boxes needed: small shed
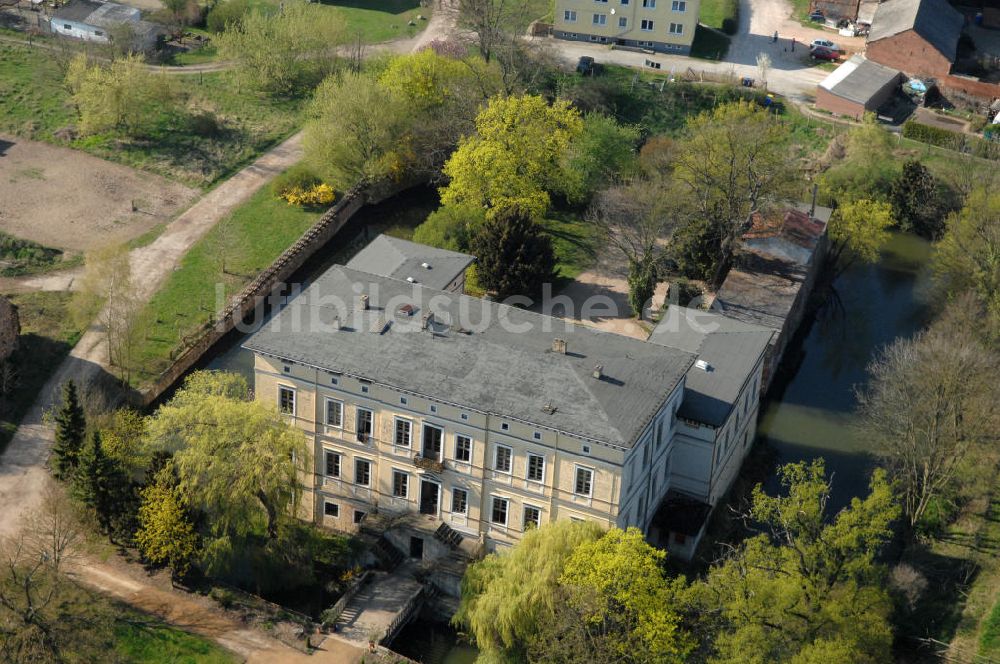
[816,54,903,119]
[50,0,162,51]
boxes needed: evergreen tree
[626,257,657,319]
[51,381,86,481]
[72,431,116,535]
[469,205,556,301]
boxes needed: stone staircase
[373,535,405,570]
[433,522,463,551]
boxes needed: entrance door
[409,536,424,559]
[419,480,440,516]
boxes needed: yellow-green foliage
[378,48,475,110]
[279,183,335,207]
[440,94,584,218]
[828,198,893,264]
[136,466,199,578]
[66,53,178,137]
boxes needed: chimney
[422,313,434,330]
[810,183,818,218]
[552,338,567,354]
[592,364,603,380]
[359,294,369,311]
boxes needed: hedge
[902,120,1000,160]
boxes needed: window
[621,0,629,5]
[354,510,366,524]
[582,444,591,454]
[533,431,541,441]
[400,396,408,406]
[355,458,371,486]
[94,29,103,36]
[641,18,654,30]
[394,418,412,448]
[593,13,607,24]
[494,445,512,473]
[642,0,655,7]
[324,450,341,477]
[356,408,373,441]
[501,422,510,431]
[452,488,468,514]
[491,497,509,525]
[455,435,472,463]
[63,23,72,29]
[430,404,438,413]
[527,454,545,483]
[324,501,339,517]
[523,505,541,529]
[422,424,444,460]
[669,22,683,34]
[461,413,469,421]
[278,386,295,415]
[619,16,627,27]
[392,470,409,498]
[330,376,339,386]
[671,0,686,9]
[283,365,290,373]
[361,384,369,394]
[575,467,594,496]
[563,9,577,20]
[325,399,343,427]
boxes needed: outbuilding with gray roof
[816,55,903,120]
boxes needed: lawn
[131,183,323,385]
[697,0,738,32]
[0,43,302,188]
[317,0,432,43]
[689,25,731,60]
[0,291,86,452]
[115,619,237,663]
[541,212,598,281]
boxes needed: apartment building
[244,265,694,561]
[553,0,700,54]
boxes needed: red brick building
[816,55,903,119]
[865,0,963,78]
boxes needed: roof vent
[406,276,416,283]
[421,262,431,269]
[422,313,434,330]
[592,364,603,380]
[552,338,567,354]
[398,304,415,317]
[542,402,557,415]
[358,294,369,311]
[695,359,712,372]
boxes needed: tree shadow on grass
[316,0,422,14]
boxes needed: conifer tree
[51,380,86,480]
[73,431,116,534]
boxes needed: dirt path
[0,130,304,540]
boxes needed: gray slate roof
[819,55,902,105]
[86,1,140,27]
[346,235,475,292]
[868,0,963,62]
[52,0,103,22]
[649,306,773,427]
[244,265,694,448]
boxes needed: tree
[547,528,693,663]
[454,519,604,662]
[694,460,898,663]
[825,198,893,278]
[933,187,1000,340]
[672,101,792,287]
[162,0,195,29]
[100,408,149,480]
[440,95,583,218]
[66,54,178,138]
[205,0,250,33]
[563,113,641,204]
[71,431,119,536]
[857,307,999,531]
[215,3,344,95]
[588,179,683,317]
[889,160,954,240]
[50,381,86,481]
[136,464,199,580]
[817,114,897,205]
[468,205,556,300]
[143,371,307,544]
[304,71,409,188]
[413,204,486,252]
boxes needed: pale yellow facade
[253,353,682,552]
[553,0,700,53]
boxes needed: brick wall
[939,73,1000,99]
[866,30,953,78]
[815,87,866,119]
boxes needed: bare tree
[857,297,1000,531]
[756,52,771,90]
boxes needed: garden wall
[140,176,424,407]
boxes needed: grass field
[690,25,731,60]
[697,0,738,32]
[318,0,431,43]
[115,620,237,663]
[131,184,322,384]
[541,213,598,281]
[0,43,301,188]
[0,292,86,452]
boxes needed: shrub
[271,164,321,197]
[280,183,335,208]
[205,0,250,33]
[902,120,1000,160]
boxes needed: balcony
[413,455,445,473]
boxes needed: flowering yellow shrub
[279,183,335,207]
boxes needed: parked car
[809,9,825,21]
[810,45,839,61]
[810,39,840,51]
[576,56,595,75]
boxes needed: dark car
[576,56,595,75]
[809,9,825,21]
[810,45,839,61]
